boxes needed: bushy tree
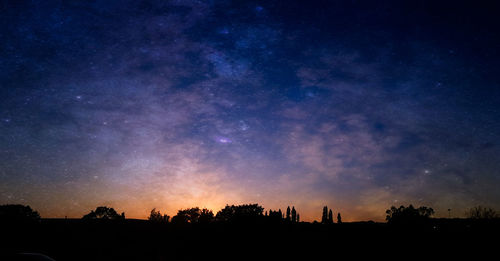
[0,204,40,223]
[199,208,215,223]
[83,206,124,220]
[215,204,264,222]
[171,207,214,224]
[385,205,434,225]
[467,206,498,219]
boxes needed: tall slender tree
[328,209,333,224]
[321,206,328,224]
[291,206,297,222]
[337,213,342,224]
[286,206,291,222]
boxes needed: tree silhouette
[215,204,264,222]
[321,206,328,224]
[467,206,498,219]
[291,206,297,222]
[337,213,342,224]
[149,208,170,223]
[328,209,333,224]
[199,208,215,223]
[286,206,291,222]
[0,204,40,223]
[82,206,124,220]
[171,207,213,224]
[268,209,282,222]
[385,205,434,225]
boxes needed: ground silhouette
[1,203,499,260]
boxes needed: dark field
[2,218,498,260]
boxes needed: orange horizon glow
[14,197,469,222]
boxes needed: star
[217,137,232,144]
[239,120,249,131]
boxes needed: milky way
[1,1,500,221]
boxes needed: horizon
[2,202,493,222]
[1,1,500,223]
[0,201,483,222]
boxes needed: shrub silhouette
[0,204,40,223]
[385,205,434,225]
[82,206,124,220]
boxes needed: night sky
[1,0,500,221]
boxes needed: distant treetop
[149,208,170,223]
[215,204,264,222]
[385,205,434,225]
[82,206,124,220]
[171,207,214,224]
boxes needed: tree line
[1,203,499,224]
[149,204,303,224]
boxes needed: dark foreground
[2,218,499,260]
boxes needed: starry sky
[1,0,500,221]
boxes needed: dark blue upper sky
[1,0,499,221]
